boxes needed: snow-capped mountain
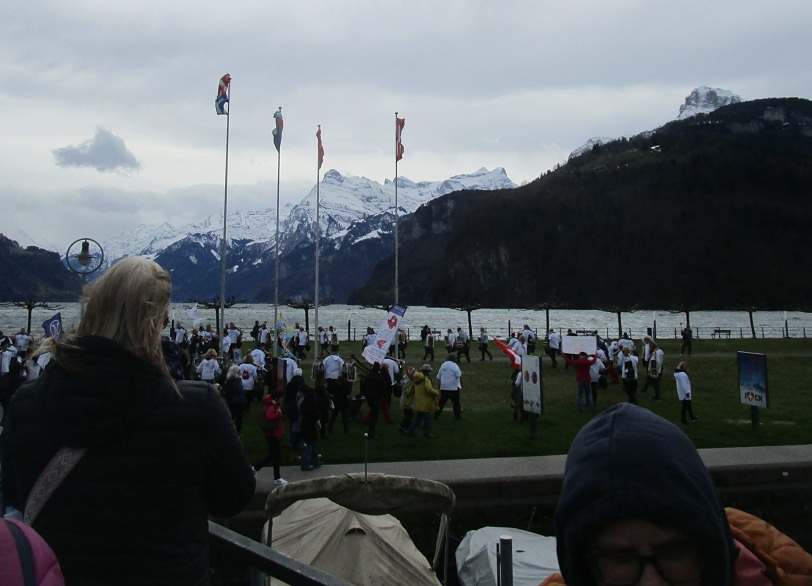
[101,167,516,302]
[102,167,515,265]
[569,86,743,161]
[678,86,742,120]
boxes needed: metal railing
[208,521,352,586]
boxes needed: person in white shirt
[589,354,606,407]
[318,327,329,355]
[238,354,260,402]
[423,330,435,362]
[174,324,187,346]
[295,327,309,360]
[250,346,267,370]
[642,342,665,400]
[675,361,698,424]
[195,348,222,383]
[445,329,456,354]
[546,329,561,367]
[455,327,471,363]
[478,327,493,361]
[435,354,463,420]
[227,323,242,361]
[221,330,232,360]
[619,346,638,404]
[522,325,536,354]
[323,346,349,433]
[15,328,31,359]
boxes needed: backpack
[0,518,65,585]
[260,404,280,433]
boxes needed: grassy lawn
[241,338,812,466]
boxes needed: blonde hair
[44,257,175,388]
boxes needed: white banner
[362,304,408,365]
[561,334,597,356]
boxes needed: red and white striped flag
[395,116,405,161]
[317,126,324,169]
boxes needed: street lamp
[66,238,104,283]
[66,238,104,317]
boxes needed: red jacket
[261,395,284,439]
[562,354,597,383]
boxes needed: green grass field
[241,338,812,466]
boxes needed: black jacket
[2,336,256,585]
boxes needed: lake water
[2,304,809,340]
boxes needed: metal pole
[394,112,399,307]
[273,108,282,361]
[315,126,321,357]
[499,535,513,586]
[220,83,231,362]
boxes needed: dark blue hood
[555,403,735,585]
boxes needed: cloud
[53,127,141,173]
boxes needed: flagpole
[394,112,399,307]
[314,125,322,357]
[220,82,231,362]
[273,107,282,362]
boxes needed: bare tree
[598,304,639,339]
[284,297,334,333]
[447,303,483,340]
[0,299,62,334]
[192,296,248,335]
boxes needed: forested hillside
[351,98,812,310]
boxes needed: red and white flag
[317,126,324,170]
[395,116,405,161]
[493,337,522,370]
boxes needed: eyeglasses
[589,543,704,585]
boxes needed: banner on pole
[521,354,543,415]
[362,304,407,365]
[738,351,769,408]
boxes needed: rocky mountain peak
[678,86,742,120]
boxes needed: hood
[37,336,173,449]
[555,403,734,586]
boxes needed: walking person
[546,329,561,367]
[196,348,221,384]
[681,325,693,356]
[298,385,322,471]
[423,328,435,362]
[562,351,598,413]
[456,327,471,363]
[402,364,439,438]
[258,390,287,485]
[619,346,639,404]
[478,327,493,361]
[435,354,463,420]
[641,341,665,400]
[675,361,698,424]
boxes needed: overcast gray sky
[3,0,811,252]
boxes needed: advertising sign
[521,354,543,415]
[737,351,769,408]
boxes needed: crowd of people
[1,280,809,583]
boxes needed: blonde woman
[196,347,222,383]
[2,257,255,584]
